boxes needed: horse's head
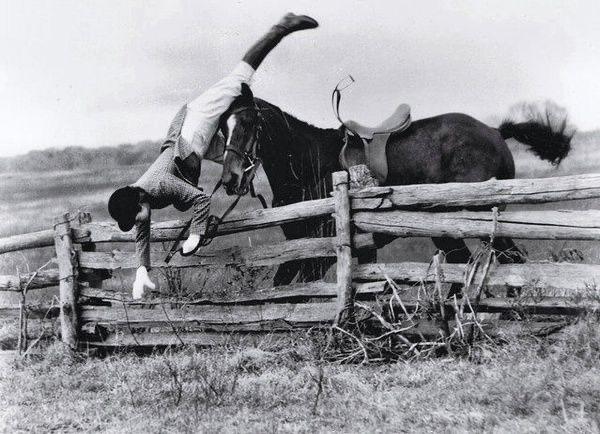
[220,83,261,196]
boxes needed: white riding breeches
[180,61,255,158]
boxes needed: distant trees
[0,140,162,173]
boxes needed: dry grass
[1,316,600,433]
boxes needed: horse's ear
[240,83,253,101]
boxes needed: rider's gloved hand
[181,234,201,255]
[132,266,155,299]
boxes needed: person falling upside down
[108,13,319,299]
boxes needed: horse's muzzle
[223,172,240,195]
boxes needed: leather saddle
[338,103,412,184]
[332,77,411,184]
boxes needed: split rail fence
[2,171,600,349]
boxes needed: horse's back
[385,113,515,186]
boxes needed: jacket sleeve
[135,209,151,270]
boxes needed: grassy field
[1,319,600,433]
[1,133,600,432]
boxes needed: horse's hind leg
[431,237,472,298]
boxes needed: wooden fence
[2,171,600,349]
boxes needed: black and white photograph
[1,1,599,432]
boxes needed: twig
[17,267,24,355]
[385,276,417,322]
[163,355,183,406]
[366,327,417,342]
[452,295,465,340]
[117,274,141,347]
[355,302,394,330]
[310,365,324,415]
[467,246,496,345]
[332,325,369,364]
[159,301,186,346]
[22,296,59,357]
[16,259,54,355]
[433,253,446,320]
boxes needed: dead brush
[324,246,508,363]
[325,235,592,364]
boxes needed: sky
[1,0,599,157]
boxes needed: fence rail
[1,170,600,350]
[351,172,600,209]
[353,262,600,291]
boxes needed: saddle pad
[339,132,390,184]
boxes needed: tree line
[0,141,162,173]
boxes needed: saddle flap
[339,133,390,184]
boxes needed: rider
[108,13,319,299]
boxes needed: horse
[218,83,573,289]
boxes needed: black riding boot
[242,13,319,70]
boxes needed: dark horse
[219,84,572,288]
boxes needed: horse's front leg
[273,260,303,286]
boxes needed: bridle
[164,103,267,264]
[223,104,263,188]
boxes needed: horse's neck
[258,103,343,203]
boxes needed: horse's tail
[498,103,574,166]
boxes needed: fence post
[74,211,107,289]
[53,213,79,349]
[332,171,354,326]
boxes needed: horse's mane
[252,98,343,202]
[254,98,342,155]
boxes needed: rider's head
[108,186,143,232]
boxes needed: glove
[132,266,155,299]
[181,234,201,255]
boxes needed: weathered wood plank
[353,262,600,291]
[333,171,354,325]
[0,303,60,320]
[85,319,568,347]
[78,233,375,270]
[376,295,600,316]
[80,237,335,270]
[0,229,55,254]
[54,213,79,348]
[351,173,600,210]
[0,212,91,254]
[85,331,297,347]
[457,296,600,315]
[353,209,600,240]
[81,301,338,326]
[75,197,335,244]
[80,281,385,305]
[0,269,59,292]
